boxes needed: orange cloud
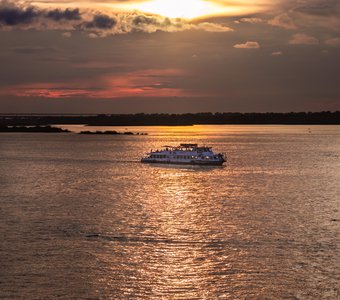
[268,13,297,30]
[233,41,260,49]
[0,69,201,99]
[289,33,319,45]
[271,51,283,56]
[325,37,340,47]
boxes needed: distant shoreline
[0,112,339,126]
[0,125,147,135]
[0,125,70,133]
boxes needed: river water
[0,125,339,299]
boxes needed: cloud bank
[289,33,319,45]
[0,0,233,35]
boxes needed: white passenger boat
[141,144,226,166]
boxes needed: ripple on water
[0,126,339,299]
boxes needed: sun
[131,0,224,19]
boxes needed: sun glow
[132,0,225,19]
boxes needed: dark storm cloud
[46,8,81,21]
[0,1,83,27]
[131,15,183,32]
[83,14,117,29]
[133,14,162,26]
[0,5,38,25]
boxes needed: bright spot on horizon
[129,0,229,19]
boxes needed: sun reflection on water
[120,165,248,298]
[3,126,338,298]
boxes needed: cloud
[325,37,340,47]
[82,14,117,29]
[87,32,100,38]
[293,0,340,16]
[268,13,297,30]
[61,31,72,37]
[46,8,81,21]
[233,41,260,49]
[0,1,234,35]
[195,22,233,32]
[0,1,81,29]
[289,33,319,45]
[235,17,263,24]
[0,69,198,99]
[0,4,39,25]
[268,0,340,31]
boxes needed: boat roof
[162,144,198,149]
[161,144,212,150]
[180,143,198,147]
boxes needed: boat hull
[141,159,225,166]
[141,144,226,166]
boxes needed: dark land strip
[1,112,339,126]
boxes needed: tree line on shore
[0,125,70,133]
[0,111,339,126]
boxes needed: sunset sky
[0,0,339,113]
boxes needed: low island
[79,130,147,135]
[0,125,70,133]
[0,125,148,136]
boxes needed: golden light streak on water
[0,125,339,299]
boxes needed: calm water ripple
[0,125,339,299]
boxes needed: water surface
[0,125,339,299]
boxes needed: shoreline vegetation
[0,112,339,126]
[0,125,147,135]
[0,125,70,133]
[79,130,147,135]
